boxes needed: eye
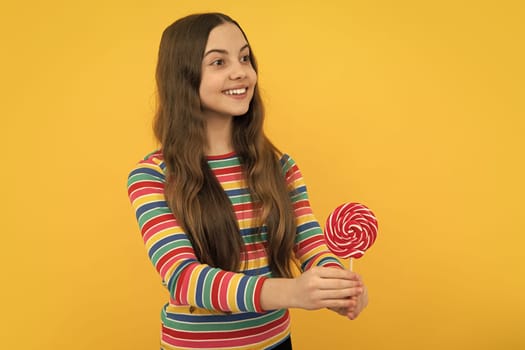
[211,59,224,66]
[240,54,251,63]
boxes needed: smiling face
[199,22,257,120]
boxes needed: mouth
[223,87,248,96]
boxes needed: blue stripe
[224,188,250,196]
[167,259,196,295]
[297,221,320,232]
[149,234,187,259]
[243,266,271,276]
[317,256,342,267]
[279,154,290,166]
[195,267,209,308]
[165,308,285,323]
[236,276,248,311]
[293,185,307,194]
[240,227,266,236]
[136,201,166,219]
[301,259,312,271]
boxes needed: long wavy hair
[153,13,297,277]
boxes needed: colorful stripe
[127,151,343,349]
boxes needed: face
[199,22,257,120]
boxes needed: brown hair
[153,13,296,277]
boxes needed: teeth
[224,88,247,95]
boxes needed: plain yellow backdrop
[1,0,524,349]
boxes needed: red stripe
[215,173,242,182]
[163,316,289,347]
[143,221,178,242]
[285,164,300,180]
[293,199,311,210]
[212,165,242,176]
[219,273,233,310]
[253,277,266,312]
[156,247,193,272]
[297,235,320,249]
[142,213,175,237]
[174,263,197,302]
[232,202,253,212]
[210,270,227,310]
[128,180,163,195]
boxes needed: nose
[229,62,247,80]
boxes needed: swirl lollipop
[324,202,378,270]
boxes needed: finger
[322,298,355,310]
[314,267,360,280]
[348,306,362,320]
[317,279,363,290]
[319,288,362,300]
[328,307,348,316]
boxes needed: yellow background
[2,0,524,349]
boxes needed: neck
[205,114,234,156]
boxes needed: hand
[328,274,368,320]
[292,267,363,310]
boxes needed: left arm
[281,154,368,319]
[280,154,343,270]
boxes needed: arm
[280,154,343,270]
[128,153,362,314]
[260,266,363,311]
[127,154,265,313]
[281,154,368,318]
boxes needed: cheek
[199,75,217,98]
[250,69,258,85]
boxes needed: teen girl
[127,12,368,350]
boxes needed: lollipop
[324,202,378,270]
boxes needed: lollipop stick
[349,258,353,272]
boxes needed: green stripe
[296,225,322,239]
[137,206,171,227]
[281,156,295,174]
[161,308,286,331]
[150,241,191,265]
[128,173,160,184]
[290,191,308,203]
[202,269,219,309]
[208,157,240,168]
[243,277,257,310]
[230,193,252,204]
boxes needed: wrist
[260,278,296,310]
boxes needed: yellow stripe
[227,273,242,312]
[296,214,317,226]
[188,265,202,304]
[244,257,269,270]
[133,192,164,208]
[144,226,184,250]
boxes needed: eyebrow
[203,44,250,57]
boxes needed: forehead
[205,22,248,51]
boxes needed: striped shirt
[127,151,343,349]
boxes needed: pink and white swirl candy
[324,202,378,259]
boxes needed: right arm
[127,155,266,313]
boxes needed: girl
[127,12,368,350]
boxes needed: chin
[231,107,250,117]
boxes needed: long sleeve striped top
[127,150,343,349]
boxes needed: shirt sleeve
[127,154,266,313]
[280,154,345,271]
